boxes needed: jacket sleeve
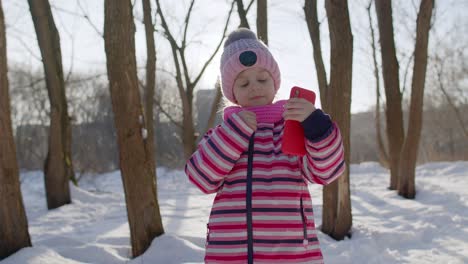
[185,113,255,194]
[298,110,346,185]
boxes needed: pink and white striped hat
[220,28,281,104]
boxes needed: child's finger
[283,113,304,121]
[286,99,312,109]
[284,108,305,115]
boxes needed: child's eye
[241,81,249,87]
[258,79,266,83]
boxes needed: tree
[200,0,256,139]
[0,0,32,258]
[304,0,353,240]
[141,0,156,164]
[374,0,406,190]
[256,0,268,45]
[366,1,389,168]
[304,0,328,105]
[104,0,164,257]
[432,43,468,138]
[155,0,235,159]
[375,0,434,198]
[202,80,223,136]
[235,0,251,28]
[28,0,75,209]
[397,0,434,198]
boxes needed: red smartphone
[290,86,316,105]
[282,87,316,156]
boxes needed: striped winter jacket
[185,111,345,264]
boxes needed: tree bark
[28,0,74,209]
[235,0,250,28]
[104,0,164,257]
[304,0,329,106]
[375,0,405,190]
[256,0,268,45]
[0,1,32,259]
[398,0,433,198]
[367,1,389,168]
[142,0,156,163]
[321,0,353,240]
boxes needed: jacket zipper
[246,134,255,264]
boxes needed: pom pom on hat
[220,28,281,104]
[224,28,257,47]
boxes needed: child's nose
[250,83,261,91]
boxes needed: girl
[185,28,345,264]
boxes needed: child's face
[232,67,276,107]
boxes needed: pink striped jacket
[185,112,345,264]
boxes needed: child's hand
[238,110,257,130]
[283,98,316,122]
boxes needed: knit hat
[220,28,281,104]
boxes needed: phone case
[282,87,316,156]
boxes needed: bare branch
[155,99,183,129]
[245,0,255,14]
[367,0,389,167]
[65,72,107,84]
[192,1,235,88]
[154,0,179,49]
[401,51,415,96]
[8,33,42,61]
[304,0,328,106]
[11,77,45,90]
[64,36,75,86]
[155,0,187,107]
[138,77,183,129]
[200,79,222,138]
[156,66,177,79]
[434,56,468,138]
[180,0,196,90]
[235,0,250,28]
[77,0,104,38]
[182,0,195,49]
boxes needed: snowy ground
[2,161,467,264]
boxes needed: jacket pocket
[205,223,211,246]
[300,196,309,247]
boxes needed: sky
[1,161,467,263]
[3,0,466,113]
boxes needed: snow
[2,162,468,264]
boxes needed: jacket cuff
[301,109,332,142]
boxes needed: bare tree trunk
[0,1,32,258]
[367,1,389,168]
[375,0,405,190]
[256,0,268,45]
[28,0,74,209]
[320,0,353,240]
[304,0,329,106]
[142,0,156,163]
[398,0,433,199]
[304,0,353,240]
[235,0,250,28]
[104,0,164,257]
